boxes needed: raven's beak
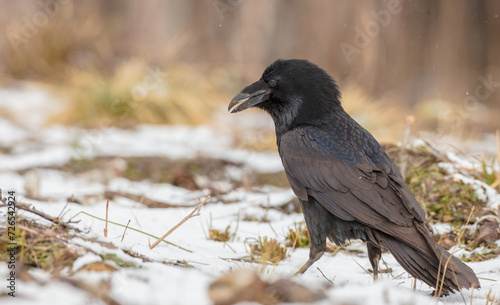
[228,80,271,113]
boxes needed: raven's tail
[377,223,480,295]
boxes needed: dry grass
[0,216,79,274]
[0,200,192,276]
[209,225,234,243]
[284,222,310,249]
[47,61,236,127]
[435,207,474,298]
[247,237,288,264]
[383,143,487,228]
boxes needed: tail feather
[376,224,480,294]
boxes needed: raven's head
[228,59,343,133]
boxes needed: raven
[228,59,480,294]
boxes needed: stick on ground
[0,202,77,229]
[121,220,131,242]
[149,196,209,249]
[104,200,109,238]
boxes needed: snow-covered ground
[0,85,499,305]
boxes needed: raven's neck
[273,106,351,145]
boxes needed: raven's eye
[268,79,277,87]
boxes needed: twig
[104,190,191,208]
[434,252,444,297]
[477,276,497,282]
[381,257,394,278]
[268,221,279,238]
[330,243,348,257]
[121,220,130,242]
[0,202,77,229]
[317,267,334,286]
[219,257,242,268]
[392,272,407,280]
[57,201,70,220]
[436,207,475,298]
[223,242,237,254]
[352,258,370,275]
[485,289,495,305]
[291,230,299,251]
[149,196,209,249]
[69,210,191,252]
[470,286,473,305]
[231,211,240,242]
[219,257,273,265]
[104,200,109,238]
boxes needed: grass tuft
[209,225,234,243]
[247,237,288,264]
[0,217,79,274]
[48,61,235,127]
[284,222,310,249]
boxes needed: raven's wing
[279,124,426,241]
[279,125,480,291]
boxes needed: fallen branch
[149,196,209,249]
[104,190,191,208]
[0,202,78,229]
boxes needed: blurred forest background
[0,0,498,153]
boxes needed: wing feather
[279,126,425,237]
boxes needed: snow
[0,85,499,304]
[437,152,500,210]
[0,84,64,127]
[72,253,104,272]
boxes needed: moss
[383,143,487,227]
[101,253,136,268]
[460,245,500,263]
[405,163,485,226]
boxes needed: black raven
[228,59,480,294]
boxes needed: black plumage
[228,59,480,294]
